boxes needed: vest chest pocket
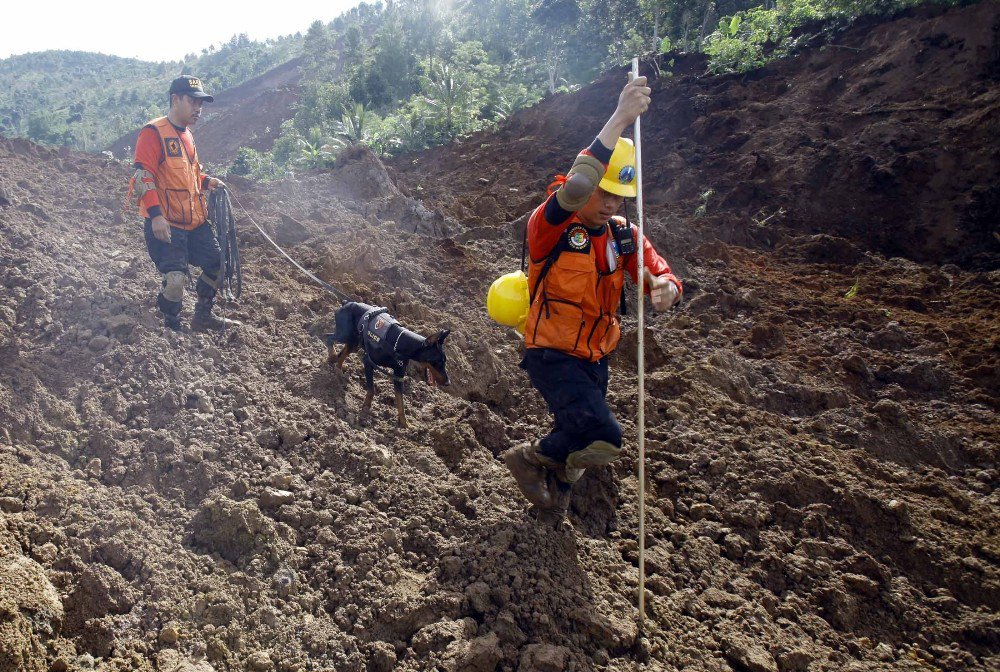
[163,189,194,224]
[547,252,596,301]
[532,299,586,352]
[600,271,625,311]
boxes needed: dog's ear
[426,329,450,346]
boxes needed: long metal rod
[631,57,646,630]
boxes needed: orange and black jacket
[133,117,212,230]
[525,138,682,362]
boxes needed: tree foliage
[0,32,302,152]
[0,0,966,167]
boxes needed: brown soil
[1,3,998,672]
[389,2,1000,270]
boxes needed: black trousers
[144,218,221,277]
[144,219,221,316]
[520,347,623,464]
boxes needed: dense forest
[0,0,965,167]
[0,33,301,151]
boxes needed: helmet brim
[598,177,637,198]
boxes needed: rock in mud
[518,644,570,672]
[246,650,273,671]
[159,623,180,645]
[190,496,280,565]
[0,553,64,672]
[259,488,295,509]
[455,632,502,672]
[0,497,23,513]
[721,634,778,672]
[156,650,217,672]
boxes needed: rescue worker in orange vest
[504,75,682,517]
[130,75,236,332]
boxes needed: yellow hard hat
[487,270,529,334]
[598,137,637,198]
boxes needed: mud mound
[1,4,999,670]
[389,1,1000,270]
[0,534,63,672]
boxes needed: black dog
[324,301,450,427]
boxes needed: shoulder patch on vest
[567,225,590,251]
[165,137,182,158]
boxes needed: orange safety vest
[139,117,208,230]
[525,216,633,362]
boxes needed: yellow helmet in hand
[487,270,529,334]
[598,137,637,198]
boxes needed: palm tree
[332,102,370,145]
[293,127,344,168]
[420,63,469,139]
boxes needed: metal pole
[631,57,647,629]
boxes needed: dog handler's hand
[151,215,172,243]
[645,268,680,311]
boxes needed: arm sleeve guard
[131,169,157,202]
[555,153,606,212]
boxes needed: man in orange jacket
[504,75,682,517]
[131,75,235,331]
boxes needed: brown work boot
[191,310,241,332]
[549,478,573,518]
[565,440,622,470]
[503,441,553,509]
[191,295,241,332]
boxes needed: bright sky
[1,0,364,62]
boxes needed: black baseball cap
[168,75,214,102]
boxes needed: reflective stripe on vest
[525,217,630,362]
[139,117,207,230]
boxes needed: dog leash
[227,190,353,303]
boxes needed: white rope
[228,191,352,302]
[631,57,647,631]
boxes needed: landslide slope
[390,1,1000,270]
[1,3,998,672]
[105,57,305,166]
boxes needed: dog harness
[359,306,405,367]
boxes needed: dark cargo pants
[143,219,221,317]
[520,347,623,464]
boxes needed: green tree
[418,62,475,140]
[293,127,345,169]
[303,20,335,76]
[333,102,375,145]
[529,0,581,93]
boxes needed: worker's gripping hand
[151,215,172,243]
[613,76,651,128]
[645,269,680,311]
[206,178,226,191]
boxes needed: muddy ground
[1,2,998,672]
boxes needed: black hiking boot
[191,296,240,332]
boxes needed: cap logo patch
[165,138,182,157]
[618,165,635,184]
[188,78,202,89]
[567,226,590,250]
